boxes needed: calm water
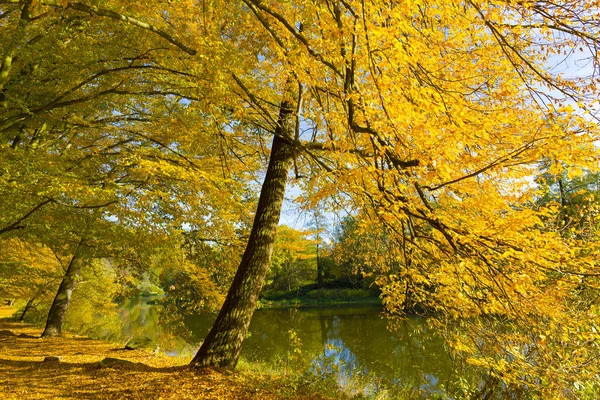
[119,299,454,393]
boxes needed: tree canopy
[1,0,600,396]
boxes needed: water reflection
[243,307,451,393]
[120,299,453,393]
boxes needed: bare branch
[0,198,54,235]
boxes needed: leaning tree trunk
[41,241,85,338]
[191,98,296,369]
[18,297,35,321]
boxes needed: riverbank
[0,307,346,399]
[260,287,382,308]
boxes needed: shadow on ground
[0,316,270,400]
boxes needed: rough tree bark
[191,96,296,369]
[41,240,85,338]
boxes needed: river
[119,298,454,395]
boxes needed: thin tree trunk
[319,315,328,347]
[41,241,85,338]
[316,243,323,288]
[191,97,295,369]
[18,297,34,321]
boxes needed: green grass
[260,287,381,308]
[236,357,449,400]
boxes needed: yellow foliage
[2,0,600,396]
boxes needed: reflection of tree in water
[119,297,196,354]
[117,301,454,392]
[241,308,323,365]
[307,309,453,393]
[240,306,453,393]
[119,297,160,342]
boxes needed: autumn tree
[191,90,297,368]
[188,0,600,395]
[0,238,63,320]
[265,225,316,293]
[306,207,327,288]
[328,216,385,288]
[0,0,257,337]
[3,0,600,394]
[537,168,600,237]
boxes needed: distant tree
[306,208,327,288]
[266,225,316,293]
[329,216,383,288]
[537,168,600,240]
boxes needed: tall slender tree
[191,93,297,368]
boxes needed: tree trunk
[18,297,34,321]
[191,98,295,369]
[319,315,328,347]
[41,241,85,338]
[316,243,324,288]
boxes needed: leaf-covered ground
[0,307,334,399]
